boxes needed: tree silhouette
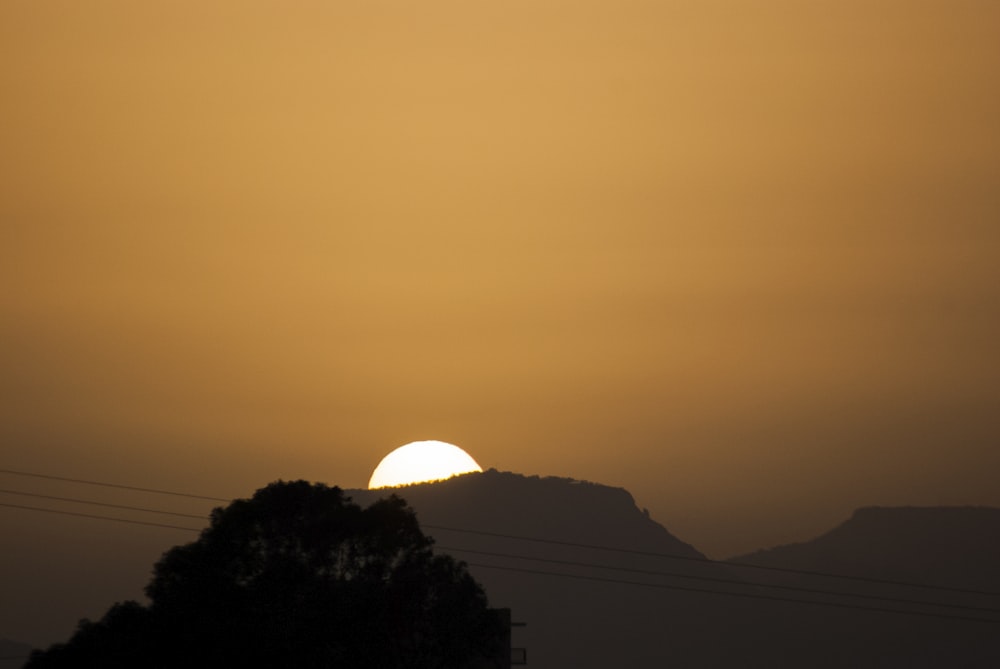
[26,481,506,668]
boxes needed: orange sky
[2,0,999,558]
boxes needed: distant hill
[353,474,1000,668]
[730,506,1000,591]
[352,468,705,559]
[723,506,1000,668]
[0,638,32,669]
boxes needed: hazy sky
[2,0,999,558]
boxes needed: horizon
[4,462,997,558]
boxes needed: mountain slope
[351,470,747,668]
[726,506,1000,668]
[354,476,1000,668]
[352,468,704,558]
[730,506,1000,591]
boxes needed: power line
[0,469,230,502]
[6,499,996,625]
[0,502,202,532]
[425,524,1000,597]
[4,467,998,599]
[441,545,1000,616]
[4,489,993,616]
[465,562,1000,625]
[0,489,209,520]
[4,486,999,625]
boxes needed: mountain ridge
[351,468,705,558]
[729,504,1000,591]
[352,472,1000,668]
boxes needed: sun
[368,440,483,489]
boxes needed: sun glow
[368,440,483,489]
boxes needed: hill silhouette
[353,472,1000,668]
[352,469,705,559]
[351,470,747,667]
[730,506,1000,591]
[725,506,1000,668]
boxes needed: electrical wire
[0,468,229,502]
[425,523,1000,597]
[464,562,1000,625]
[440,545,1000,616]
[5,487,996,614]
[0,502,201,532]
[5,493,994,616]
[4,493,1000,625]
[0,489,209,520]
[4,467,999,599]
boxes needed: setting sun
[368,440,483,489]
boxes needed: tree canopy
[26,481,506,668]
